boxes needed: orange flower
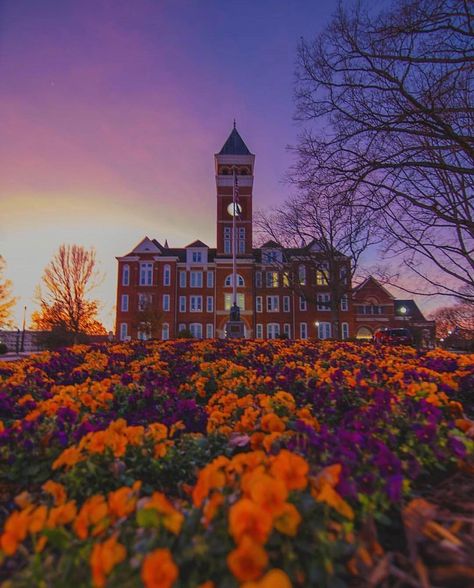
[108,486,139,519]
[52,446,84,470]
[192,457,229,507]
[313,483,354,520]
[248,473,288,517]
[227,535,268,582]
[261,413,285,433]
[203,492,224,527]
[274,503,301,536]
[42,480,67,505]
[28,505,48,534]
[46,501,77,527]
[228,498,273,544]
[90,535,126,588]
[74,495,109,539]
[141,548,178,588]
[0,509,31,555]
[143,492,184,535]
[242,568,292,588]
[270,450,309,491]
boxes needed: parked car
[373,328,413,346]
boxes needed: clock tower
[215,123,254,257]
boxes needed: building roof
[185,240,209,248]
[219,125,252,155]
[394,300,426,321]
[353,276,395,299]
[260,240,282,248]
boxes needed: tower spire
[233,118,236,129]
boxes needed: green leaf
[136,508,160,528]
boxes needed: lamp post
[314,321,320,339]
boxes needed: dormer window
[192,251,202,263]
[262,249,281,264]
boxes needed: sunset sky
[0,0,436,330]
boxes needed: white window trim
[266,295,279,312]
[163,294,170,312]
[190,295,203,312]
[256,296,263,313]
[122,265,130,286]
[163,265,171,287]
[179,296,186,312]
[121,294,129,312]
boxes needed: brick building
[352,276,436,345]
[114,125,357,341]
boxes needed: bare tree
[31,245,105,339]
[294,0,474,300]
[0,256,16,329]
[256,183,379,339]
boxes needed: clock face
[227,202,242,217]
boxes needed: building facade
[115,126,357,341]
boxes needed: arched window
[356,327,373,340]
[224,274,245,287]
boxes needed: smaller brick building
[352,276,436,346]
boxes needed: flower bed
[0,340,473,587]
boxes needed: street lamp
[314,321,320,339]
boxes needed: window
[342,322,349,340]
[120,323,128,341]
[318,322,332,339]
[121,294,129,312]
[316,264,329,286]
[358,305,383,315]
[179,271,186,288]
[282,272,290,287]
[224,274,245,287]
[192,251,202,263]
[266,296,279,312]
[137,329,149,341]
[224,227,231,254]
[266,271,279,288]
[122,265,130,286]
[256,296,263,313]
[317,293,330,311]
[284,323,291,338]
[162,323,169,340]
[190,323,202,339]
[206,323,213,339]
[299,296,307,311]
[300,322,308,339]
[179,296,186,312]
[224,293,245,310]
[255,271,262,288]
[190,296,202,312]
[178,323,185,333]
[238,227,245,253]
[207,296,213,312]
[283,296,290,313]
[163,265,171,286]
[207,271,214,288]
[267,323,280,339]
[262,249,281,264]
[139,262,153,286]
[138,293,152,311]
[190,271,203,288]
[256,324,263,339]
[340,266,348,285]
[162,294,170,312]
[341,295,348,311]
[298,265,306,285]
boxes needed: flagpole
[232,166,237,308]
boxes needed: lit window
[207,271,214,288]
[122,265,130,286]
[179,271,186,288]
[162,323,169,340]
[120,323,128,341]
[282,272,290,287]
[190,296,202,312]
[224,274,245,287]
[190,271,203,288]
[179,296,186,312]
[299,296,307,311]
[121,294,129,312]
[256,296,263,313]
[300,322,308,339]
[224,293,245,310]
[266,296,279,312]
[283,296,290,312]
[139,263,153,286]
[317,293,330,311]
[163,265,171,286]
[163,294,170,312]
[267,323,280,339]
[266,271,279,288]
[206,296,213,312]
[316,264,329,286]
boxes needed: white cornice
[116,256,140,261]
